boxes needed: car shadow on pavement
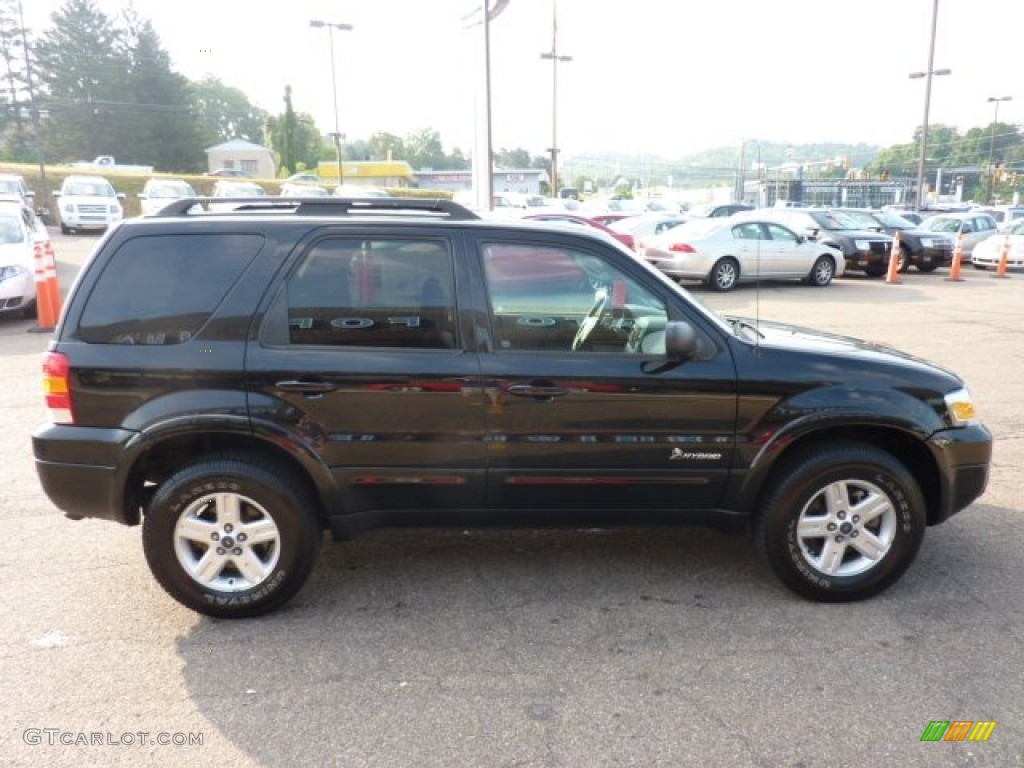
[176,505,1024,767]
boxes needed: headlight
[920,238,944,247]
[109,204,121,214]
[944,387,978,427]
[853,239,872,250]
[0,264,28,282]
[63,204,73,213]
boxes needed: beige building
[205,139,276,179]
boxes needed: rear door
[247,228,488,515]
[468,232,739,514]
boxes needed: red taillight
[669,243,696,253]
[43,351,74,424]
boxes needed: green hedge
[0,161,453,219]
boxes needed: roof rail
[154,197,480,220]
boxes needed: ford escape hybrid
[32,198,992,617]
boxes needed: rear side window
[77,234,263,344]
[285,237,456,349]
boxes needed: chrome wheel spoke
[815,538,847,575]
[241,518,279,545]
[850,529,888,561]
[191,548,225,583]
[854,493,890,525]
[824,482,848,516]
[797,516,832,539]
[234,550,269,583]
[176,516,217,543]
[214,493,242,526]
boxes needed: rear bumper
[32,423,138,525]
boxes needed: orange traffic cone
[885,231,901,284]
[946,230,965,282]
[28,241,58,333]
[994,232,1011,279]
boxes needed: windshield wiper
[728,317,764,339]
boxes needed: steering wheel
[571,289,610,351]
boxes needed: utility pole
[540,0,571,197]
[16,0,49,212]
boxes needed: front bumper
[927,422,992,525]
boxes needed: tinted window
[78,234,263,344]
[286,237,456,349]
[481,242,667,354]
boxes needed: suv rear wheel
[142,456,321,618]
[754,443,925,602]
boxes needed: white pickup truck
[71,156,154,174]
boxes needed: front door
[470,235,739,515]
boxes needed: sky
[24,0,1024,165]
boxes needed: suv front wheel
[142,456,321,618]
[755,443,925,602]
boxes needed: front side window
[286,237,456,349]
[481,242,668,354]
[764,223,799,244]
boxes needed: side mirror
[796,235,805,244]
[137,193,147,199]
[116,192,126,200]
[664,320,704,361]
[52,191,61,198]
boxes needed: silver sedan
[642,217,845,291]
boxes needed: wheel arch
[120,429,333,527]
[739,425,943,527]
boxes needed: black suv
[835,208,953,273]
[32,198,992,617]
[759,208,895,276]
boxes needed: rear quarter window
[76,233,264,344]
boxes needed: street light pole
[986,95,1012,204]
[309,20,353,188]
[540,0,571,197]
[910,0,949,211]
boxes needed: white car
[0,199,50,318]
[138,179,197,217]
[207,180,267,212]
[642,217,845,291]
[279,183,329,198]
[971,218,1024,271]
[0,173,34,206]
[55,175,124,234]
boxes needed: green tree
[188,75,268,148]
[367,131,403,162]
[34,0,127,162]
[119,8,203,171]
[404,127,448,170]
[0,0,29,160]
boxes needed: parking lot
[2,230,1022,767]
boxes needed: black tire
[60,223,70,235]
[863,263,887,278]
[898,246,912,274]
[972,263,987,270]
[754,442,925,602]
[916,263,939,273]
[20,300,38,319]
[142,455,321,618]
[807,255,835,287]
[707,257,739,292]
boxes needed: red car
[524,213,636,251]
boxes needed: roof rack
[154,197,480,220]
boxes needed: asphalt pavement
[1,230,1021,767]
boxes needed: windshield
[872,211,913,228]
[813,210,876,230]
[148,182,194,198]
[923,217,962,234]
[65,182,116,197]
